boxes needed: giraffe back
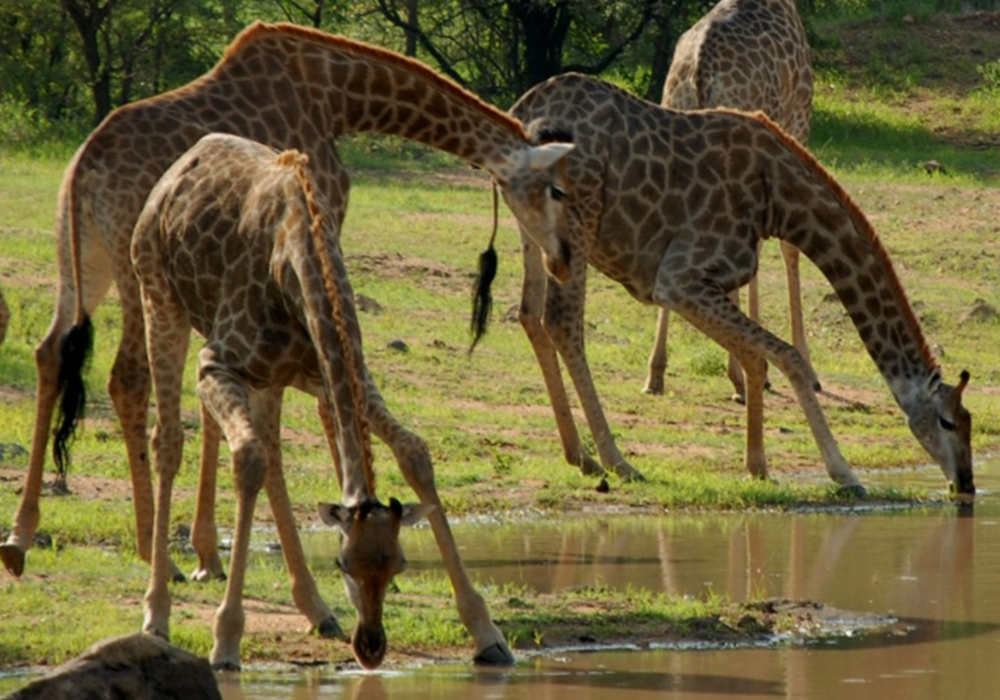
[663,0,812,144]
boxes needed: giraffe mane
[722,108,940,376]
[223,22,528,142]
[279,148,376,493]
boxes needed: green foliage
[977,60,1000,92]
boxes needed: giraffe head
[318,497,433,668]
[492,141,575,283]
[905,370,974,496]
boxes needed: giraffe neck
[199,22,527,177]
[285,150,377,506]
[772,146,939,413]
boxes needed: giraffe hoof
[211,660,241,673]
[313,616,348,641]
[577,455,606,478]
[731,393,746,405]
[837,484,866,499]
[616,465,646,483]
[813,380,823,393]
[641,379,665,395]
[190,568,227,583]
[473,642,515,666]
[168,564,187,584]
[0,543,25,577]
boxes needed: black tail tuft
[53,315,93,479]
[469,244,498,354]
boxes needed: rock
[386,339,409,352]
[355,294,383,314]
[921,159,946,175]
[5,633,221,700]
[0,443,28,462]
[958,298,997,325]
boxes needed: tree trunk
[511,0,571,92]
[62,0,114,124]
[404,0,418,56]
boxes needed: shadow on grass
[811,106,1000,182]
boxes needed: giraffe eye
[549,184,566,201]
[939,416,956,431]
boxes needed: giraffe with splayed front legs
[504,73,974,494]
[1,23,584,587]
[133,133,440,670]
[644,0,814,399]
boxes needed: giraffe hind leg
[642,307,669,395]
[189,402,226,582]
[3,257,113,574]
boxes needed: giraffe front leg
[263,397,344,640]
[139,289,192,641]
[518,239,606,478]
[362,378,512,663]
[534,245,643,482]
[642,308,669,395]
[654,249,862,493]
[196,357,270,672]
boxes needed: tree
[0,2,80,124]
[371,0,658,105]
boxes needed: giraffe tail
[468,184,499,354]
[53,314,93,482]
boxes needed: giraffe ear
[925,372,942,395]
[318,502,352,530]
[527,142,574,171]
[394,501,435,527]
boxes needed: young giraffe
[504,73,974,494]
[645,0,814,398]
[0,23,577,587]
[133,133,432,670]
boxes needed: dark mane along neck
[743,109,939,380]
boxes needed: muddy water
[4,464,997,699]
[207,462,1000,699]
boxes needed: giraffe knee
[231,440,266,496]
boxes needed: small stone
[387,339,409,352]
[958,298,997,325]
[355,294,383,314]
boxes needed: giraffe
[0,22,579,592]
[133,133,440,670]
[503,73,974,494]
[644,0,814,398]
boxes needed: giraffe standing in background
[644,0,814,399]
[1,24,576,665]
[504,73,973,493]
[134,133,434,670]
